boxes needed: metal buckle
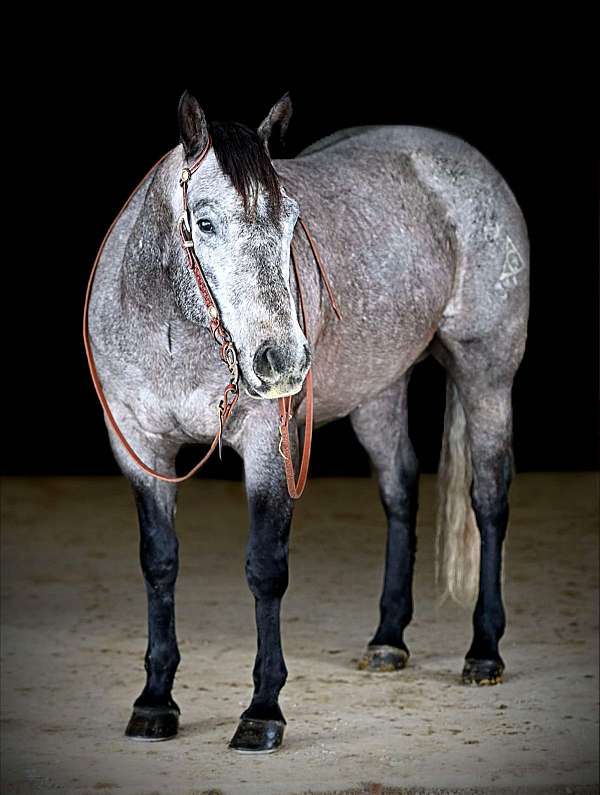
[179,213,195,250]
[217,383,239,459]
[221,344,239,385]
[179,211,192,236]
[278,423,288,460]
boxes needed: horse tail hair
[435,378,480,607]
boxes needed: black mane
[209,121,281,218]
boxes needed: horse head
[172,91,310,400]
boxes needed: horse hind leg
[434,335,518,685]
[350,372,418,672]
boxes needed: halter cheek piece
[83,138,341,498]
[176,139,241,460]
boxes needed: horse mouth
[243,381,263,399]
[241,375,305,401]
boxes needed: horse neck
[119,149,183,322]
[273,158,331,340]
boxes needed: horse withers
[87,91,529,752]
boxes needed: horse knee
[245,543,289,600]
[380,453,419,524]
[141,532,179,591]
[471,449,512,526]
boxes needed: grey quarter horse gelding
[87,91,529,753]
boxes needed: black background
[5,56,598,477]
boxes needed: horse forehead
[193,155,238,208]
[193,152,280,224]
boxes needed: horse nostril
[253,342,286,384]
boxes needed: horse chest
[105,342,227,447]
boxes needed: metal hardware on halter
[217,382,239,459]
[178,213,195,249]
[277,404,294,461]
[278,415,289,461]
[221,341,239,386]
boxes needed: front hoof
[462,657,505,686]
[125,706,179,741]
[229,718,285,754]
[357,644,409,672]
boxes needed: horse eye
[197,218,215,234]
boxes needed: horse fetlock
[251,668,288,707]
[473,608,506,645]
[242,699,286,724]
[377,600,414,633]
[134,686,180,711]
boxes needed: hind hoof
[357,644,409,672]
[462,657,504,685]
[229,718,285,753]
[125,706,179,741]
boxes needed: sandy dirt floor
[1,473,598,794]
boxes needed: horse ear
[178,91,209,160]
[257,92,293,154]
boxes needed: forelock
[209,121,281,220]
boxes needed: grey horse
[87,91,529,753]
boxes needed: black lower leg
[229,485,292,753]
[126,482,180,739]
[350,377,419,673]
[463,452,511,684]
[360,467,418,670]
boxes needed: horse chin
[242,379,304,401]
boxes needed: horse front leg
[109,430,181,741]
[229,411,295,753]
[125,478,181,740]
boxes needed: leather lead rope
[277,244,313,498]
[83,140,341,496]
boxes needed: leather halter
[83,138,341,498]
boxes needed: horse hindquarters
[431,154,528,682]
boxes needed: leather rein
[83,138,341,498]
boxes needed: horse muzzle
[243,341,311,399]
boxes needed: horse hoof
[228,718,285,754]
[357,644,409,672]
[462,657,505,685]
[125,706,179,741]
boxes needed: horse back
[294,125,529,345]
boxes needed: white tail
[435,379,480,607]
